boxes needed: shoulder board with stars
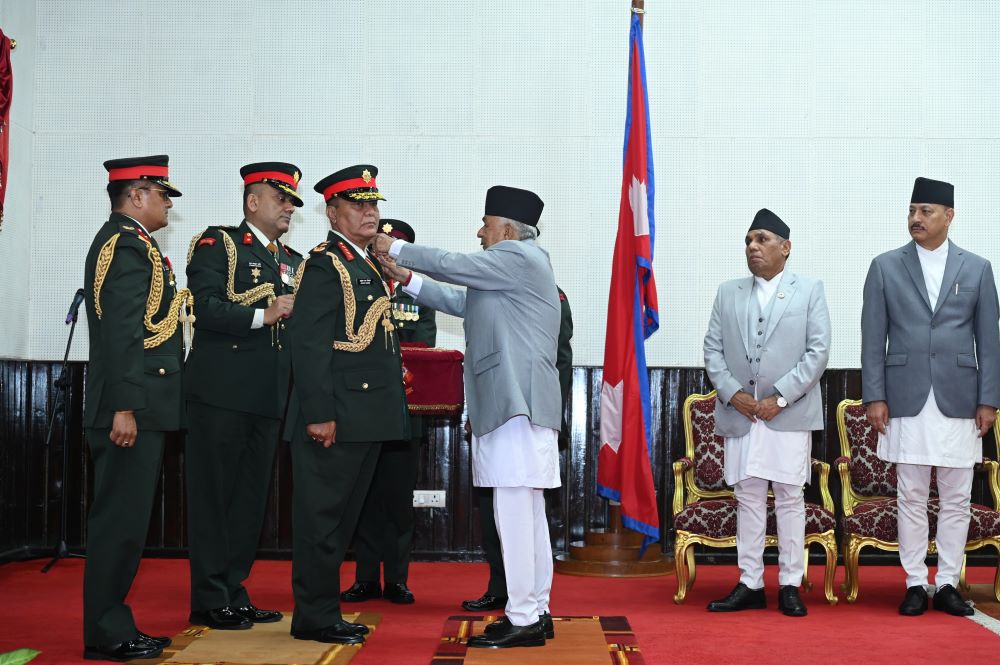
[310,241,329,255]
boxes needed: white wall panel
[5,1,1000,367]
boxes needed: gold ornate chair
[835,399,1000,603]
[672,390,838,605]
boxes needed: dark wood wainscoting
[2,361,997,565]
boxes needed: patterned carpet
[431,615,643,665]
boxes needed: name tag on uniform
[358,278,373,285]
[248,261,262,268]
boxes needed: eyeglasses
[137,187,170,201]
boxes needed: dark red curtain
[0,30,12,230]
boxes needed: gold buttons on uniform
[158,368,166,375]
[232,344,238,350]
[362,382,369,390]
[280,323,286,330]
[367,295,373,301]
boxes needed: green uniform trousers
[185,401,280,611]
[352,436,420,585]
[83,428,164,646]
[290,434,381,633]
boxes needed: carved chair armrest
[672,457,694,516]
[835,456,856,516]
[978,457,1000,511]
[810,458,835,513]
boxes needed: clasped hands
[731,391,783,422]
[370,233,411,282]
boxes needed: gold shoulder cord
[220,232,275,306]
[324,251,393,352]
[94,233,195,349]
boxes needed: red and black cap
[103,154,182,197]
[381,219,415,243]
[314,164,386,203]
[240,162,303,207]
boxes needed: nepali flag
[597,13,660,552]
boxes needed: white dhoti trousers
[895,463,974,589]
[733,476,805,589]
[494,486,553,626]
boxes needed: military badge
[243,232,253,245]
[197,236,216,247]
[279,263,292,285]
[337,241,355,261]
[250,266,262,283]
[362,169,373,183]
[382,222,394,234]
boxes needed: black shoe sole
[707,604,767,612]
[468,638,546,649]
[292,631,364,645]
[83,647,163,662]
[245,615,283,623]
[188,615,253,630]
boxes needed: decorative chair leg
[993,541,1000,602]
[673,535,691,604]
[686,543,697,589]
[801,545,813,592]
[843,537,862,603]
[959,553,970,592]
[821,532,838,605]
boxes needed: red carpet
[1,558,998,664]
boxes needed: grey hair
[503,218,538,241]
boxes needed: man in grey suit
[703,208,830,617]
[372,186,560,648]
[861,177,1000,617]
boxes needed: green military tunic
[287,229,410,632]
[476,285,573,598]
[82,212,188,645]
[184,220,302,612]
[351,289,437,588]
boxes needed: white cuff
[251,308,265,329]
[403,273,423,298]
[388,238,408,258]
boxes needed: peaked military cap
[485,185,544,230]
[381,219,415,243]
[314,164,386,203]
[748,208,789,239]
[240,162,304,207]
[911,177,954,208]
[103,154,182,196]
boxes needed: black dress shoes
[933,584,974,616]
[777,585,808,617]
[292,620,366,645]
[462,593,508,611]
[83,639,163,661]
[189,607,252,630]
[898,585,929,616]
[468,619,546,648]
[485,613,555,639]
[707,583,767,612]
[384,582,416,604]
[233,603,283,623]
[340,581,382,602]
[136,631,172,648]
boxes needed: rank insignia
[381,222,394,234]
[121,224,135,231]
[337,241,355,261]
[243,232,253,245]
[312,241,329,253]
[293,171,301,185]
[197,236,217,247]
[250,266,262,283]
[362,169,373,183]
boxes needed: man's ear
[325,203,337,225]
[246,190,259,214]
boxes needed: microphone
[66,288,85,324]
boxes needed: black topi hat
[484,185,544,230]
[748,208,789,239]
[911,177,954,208]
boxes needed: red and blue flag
[597,13,660,551]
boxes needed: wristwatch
[775,394,788,408]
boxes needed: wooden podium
[554,504,674,577]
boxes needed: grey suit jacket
[703,272,831,437]
[396,239,562,437]
[861,240,1000,417]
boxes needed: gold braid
[93,232,194,349]
[325,251,392,352]
[221,231,275,306]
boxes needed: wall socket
[413,490,446,508]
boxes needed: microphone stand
[41,290,87,572]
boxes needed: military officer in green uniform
[184,162,305,630]
[461,285,573,613]
[83,155,189,661]
[287,165,410,645]
[342,219,436,606]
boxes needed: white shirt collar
[245,220,275,250]
[915,239,949,258]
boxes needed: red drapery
[0,30,12,230]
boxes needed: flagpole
[554,0,671,578]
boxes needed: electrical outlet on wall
[413,490,446,508]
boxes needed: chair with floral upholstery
[835,399,1000,603]
[672,390,838,605]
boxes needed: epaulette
[116,222,150,242]
[282,243,302,258]
[309,241,330,256]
